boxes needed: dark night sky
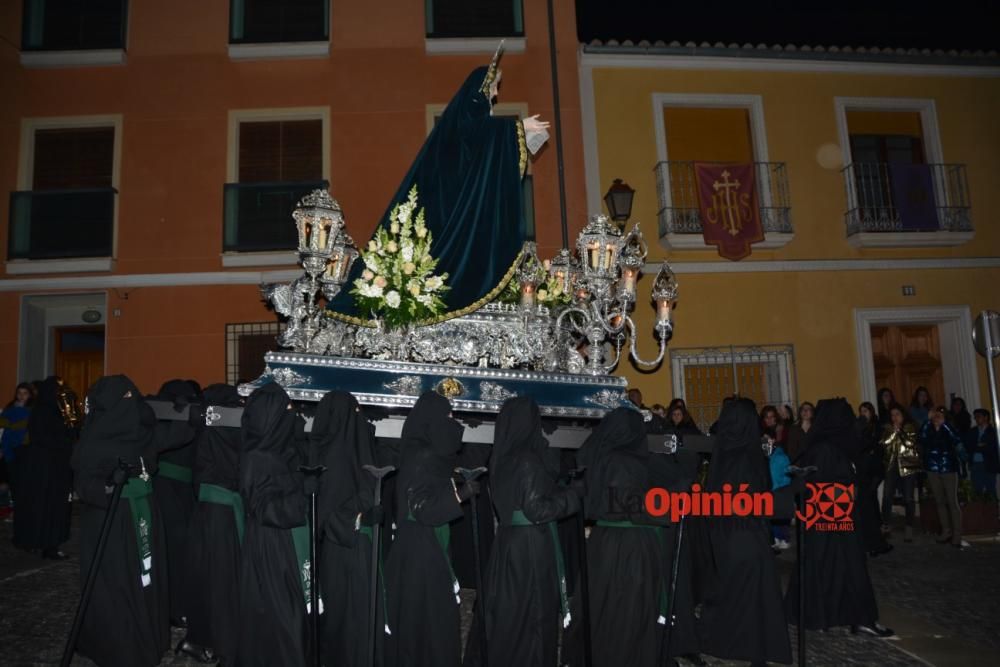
[575,0,1000,52]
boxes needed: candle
[621,268,637,296]
[605,245,615,270]
[575,287,590,302]
[520,283,536,308]
[656,299,672,324]
[587,243,600,269]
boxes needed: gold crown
[480,40,505,95]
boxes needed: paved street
[2,509,998,666]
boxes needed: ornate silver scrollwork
[205,405,223,427]
[383,375,423,396]
[584,389,628,410]
[267,367,312,388]
[480,381,517,403]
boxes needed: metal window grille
[225,321,286,385]
[670,344,797,433]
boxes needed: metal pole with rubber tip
[659,511,686,665]
[363,464,395,667]
[564,466,592,667]
[787,464,816,667]
[61,458,133,667]
[299,464,326,667]
[456,466,489,667]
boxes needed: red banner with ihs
[694,163,764,261]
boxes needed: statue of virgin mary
[327,46,548,324]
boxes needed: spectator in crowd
[776,405,794,446]
[967,409,999,500]
[0,383,34,520]
[760,405,779,442]
[857,402,891,556]
[765,431,791,551]
[877,388,896,426]
[948,397,973,436]
[909,386,934,426]
[919,407,966,548]
[785,402,815,461]
[627,388,644,408]
[881,404,921,543]
[667,404,702,439]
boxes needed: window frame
[9,114,123,274]
[19,0,128,67]
[223,107,330,266]
[228,0,330,61]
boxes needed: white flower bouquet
[351,185,450,328]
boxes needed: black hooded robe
[564,408,667,667]
[384,392,467,667]
[71,375,171,667]
[310,391,383,667]
[465,397,580,667]
[855,414,889,553]
[184,384,245,663]
[236,383,310,667]
[151,379,201,624]
[698,398,793,665]
[13,376,73,551]
[785,399,880,630]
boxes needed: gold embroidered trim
[516,120,528,178]
[324,251,523,328]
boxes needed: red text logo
[795,482,855,531]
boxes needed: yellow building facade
[579,45,1000,426]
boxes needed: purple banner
[889,163,939,231]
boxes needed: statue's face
[489,71,502,101]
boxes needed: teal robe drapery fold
[328,66,527,324]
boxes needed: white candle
[520,284,535,307]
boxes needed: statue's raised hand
[523,115,551,133]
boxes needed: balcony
[654,161,794,251]
[7,188,116,273]
[842,162,973,248]
[222,180,327,266]
[20,0,128,67]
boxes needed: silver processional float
[241,187,679,424]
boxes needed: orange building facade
[0,0,589,396]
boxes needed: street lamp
[604,178,635,228]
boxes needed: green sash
[510,510,571,627]
[407,512,461,604]
[290,521,316,612]
[595,519,669,624]
[157,461,193,484]
[198,483,245,543]
[121,478,154,588]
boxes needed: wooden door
[870,324,944,407]
[54,326,105,398]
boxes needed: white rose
[385,290,401,308]
[367,240,378,252]
[390,222,400,235]
[386,241,398,253]
[362,269,374,281]
[363,255,379,272]
[416,294,433,306]
[425,276,443,291]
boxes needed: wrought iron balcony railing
[8,188,116,260]
[654,161,793,238]
[223,180,329,253]
[842,162,972,236]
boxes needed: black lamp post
[604,179,635,228]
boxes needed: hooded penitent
[184,383,245,663]
[465,397,579,667]
[236,383,310,667]
[15,376,73,552]
[71,375,171,667]
[698,398,793,665]
[565,407,672,667]
[152,378,201,624]
[785,398,880,630]
[328,65,528,323]
[385,391,466,667]
[310,390,382,667]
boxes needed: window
[670,344,797,433]
[652,94,792,251]
[835,98,971,246]
[226,322,286,385]
[21,0,127,51]
[9,120,119,265]
[426,0,524,38]
[230,0,328,44]
[224,110,329,258]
